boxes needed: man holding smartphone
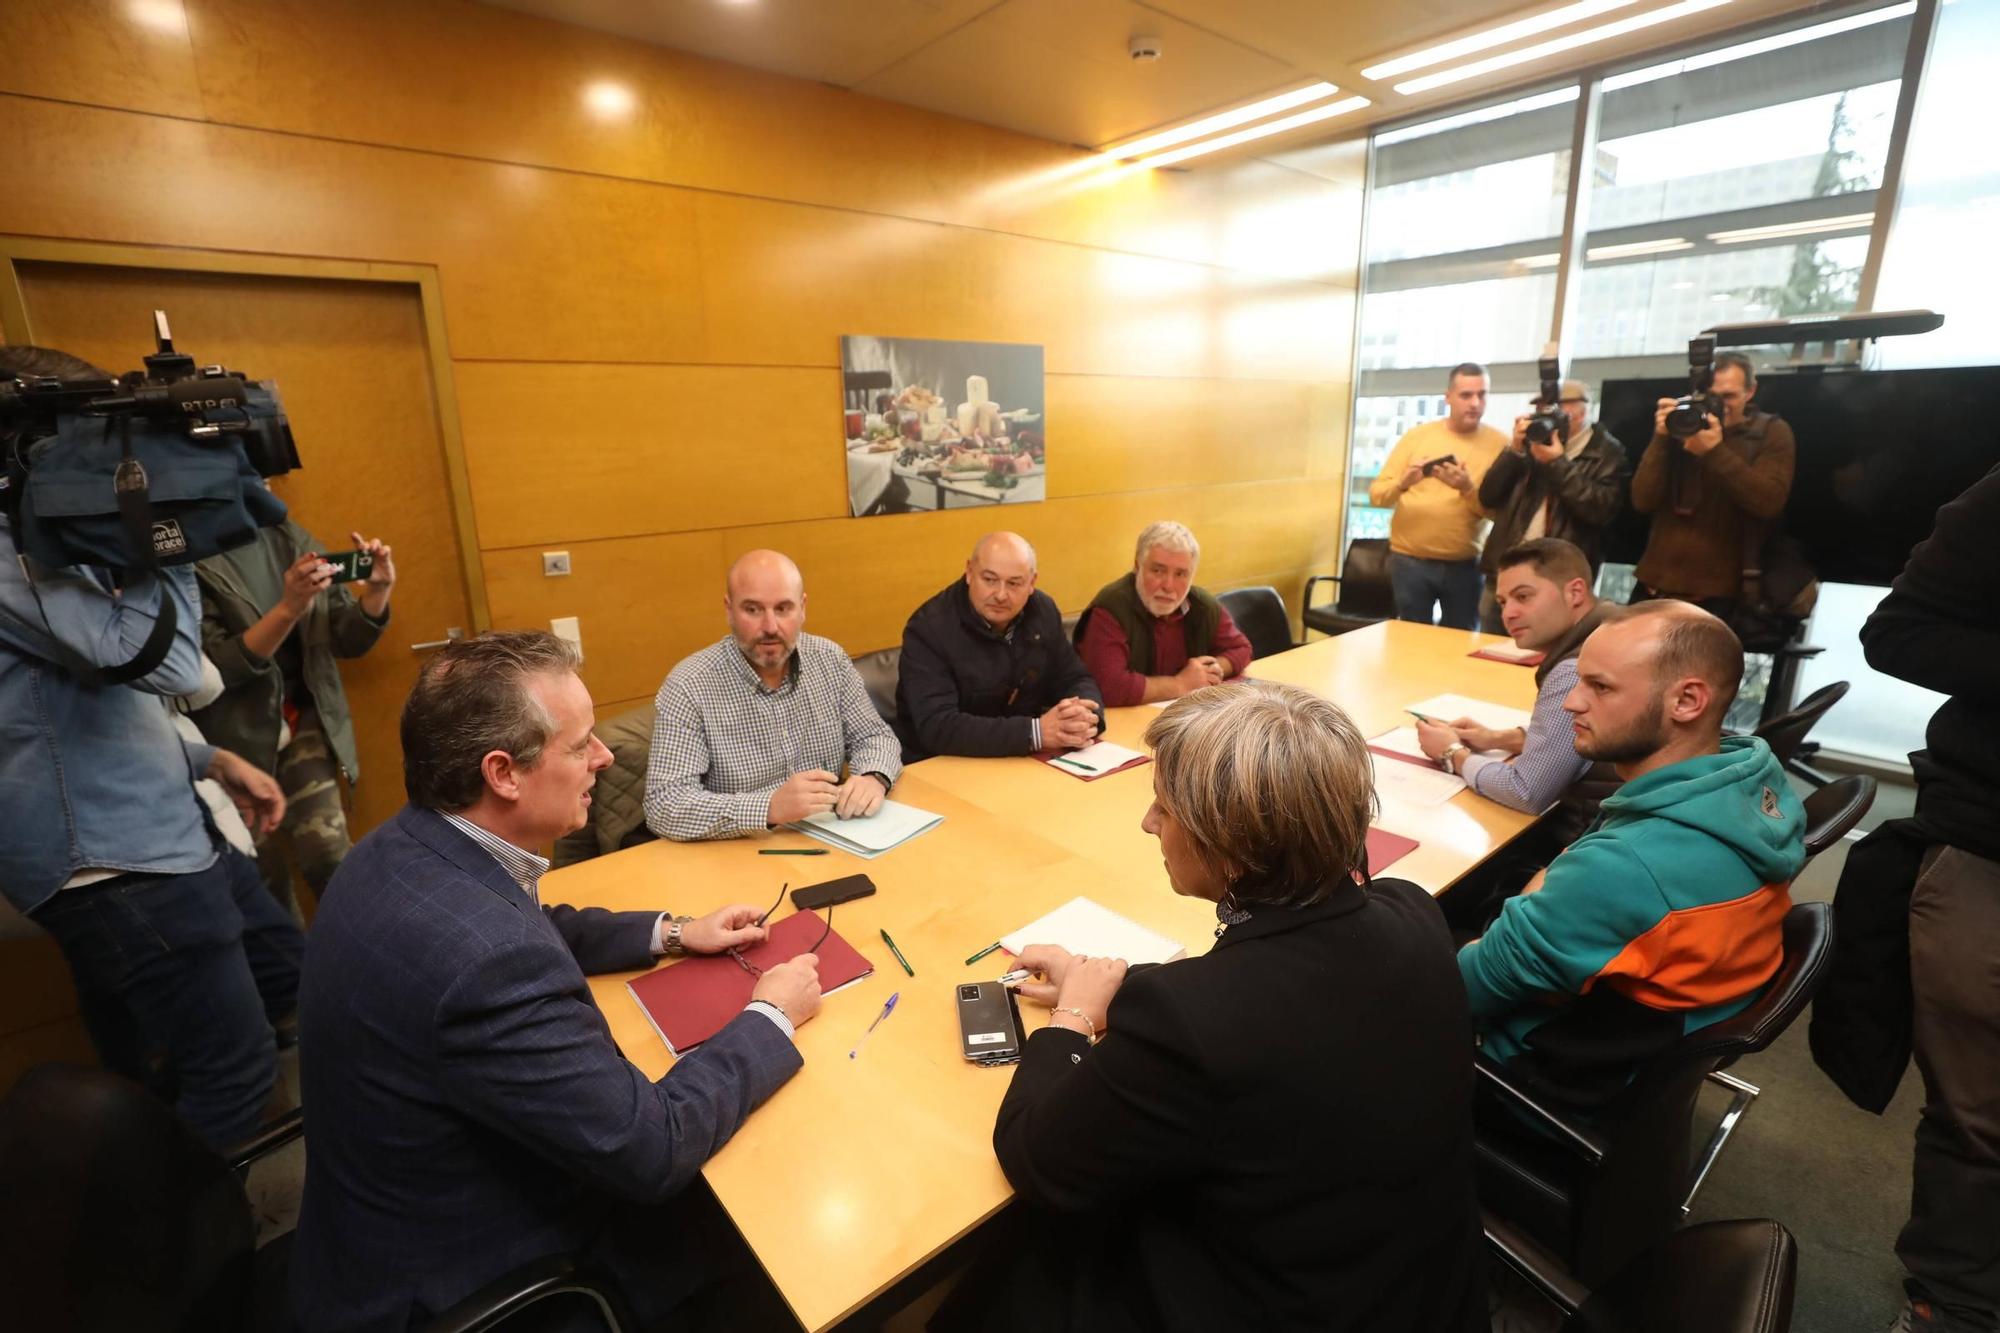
[192,508,397,914]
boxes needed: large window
[1342,0,1976,759]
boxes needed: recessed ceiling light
[1585,237,1694,260]
[1137,96,1372,168]
[1515,253,1562,268]
[1362,0,1639,81]
[1108,82,1342,159]
[1604,1,1913,90]
[1395,0,1734,97]
[583,81,636,119]
[124,0,186,34]
[1707,212,1876,244]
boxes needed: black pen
[758,848,829,855]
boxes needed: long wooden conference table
[543,620,1543,1331]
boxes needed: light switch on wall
[551,615,582,662]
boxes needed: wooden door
[18,262,472,837]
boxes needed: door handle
[410,627,464,651]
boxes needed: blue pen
[849,992,900,1059]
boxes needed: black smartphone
[955,980,1023,1066]
[321,549,375,583]
[790,874,877,912]
[1421,454,1460,476]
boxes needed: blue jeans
[31,846,304,1150]
[1388,553,1482,631]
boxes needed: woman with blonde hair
[937,680,1483,1333]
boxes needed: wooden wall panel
[0,0,204,118]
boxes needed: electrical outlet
[551,615,582,662]
[542,551,572,577]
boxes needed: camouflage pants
[254,708,352,915]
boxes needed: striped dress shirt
[1459,657,1592,814]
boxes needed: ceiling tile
[478,0,995,88]
[853,0,1303,147]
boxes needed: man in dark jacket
[1477,379,1624,632]
[895,531,1103,761]
[1860,463,2000,1333]
[292,630,819,1332]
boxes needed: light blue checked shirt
[644,632,902,842]
[1459,656,1592,814]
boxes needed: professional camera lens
[959,985,981,1001]
[1525,410,1565,447]
[1665,396,1711,439]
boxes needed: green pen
[1050,755,1094,773]
[965,940,1003,966]
[879,929,915,977]
[758,848,829,856]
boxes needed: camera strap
[18,416,181,688]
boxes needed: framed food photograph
[839,335,1046,517]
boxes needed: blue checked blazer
[290,805,801,1333]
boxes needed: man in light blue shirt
[1,507,304,1148]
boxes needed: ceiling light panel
[1362,0,1640,81]
[1108,82,1342,159]
[1140,96,1373,168]
[1395,0,1735,97]
[1585,237,1694,259]
[1707,212,1877,243]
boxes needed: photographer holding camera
[1368,362,1506,630]
[1,344,305,1152]
[1477,370,1625,633]
[1630,349,1796,621]
[192,505,396,916]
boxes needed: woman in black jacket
[937,680,1484,1333]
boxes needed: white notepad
[1047,740,1146,776]
[1369,752,1467,807]
[788,799,944,859]
[1404,692,1535,733]
[999,897,1187,967]
[1475,641,1543,663]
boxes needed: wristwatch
[1438,742,1470,773]
[663,914,695,957]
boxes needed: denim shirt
[0,516,219,914]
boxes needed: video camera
[0,310,297,573]
[1524,350,1568,448]
[1664,334,1722,439]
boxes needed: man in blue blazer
[291,630,822,1332]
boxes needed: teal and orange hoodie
[1458,735,1806,1110]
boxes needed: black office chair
[1473,902,1834,1285]
[851,646,901,727]
[1487,1212,1797,1333]
[1217,585,1294,660]
[1802,773,1876,859]
[0,1064,634,1333]
[1302,537,1394,639]
[1752,680,1849,776]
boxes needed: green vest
[1078,572,1222,676]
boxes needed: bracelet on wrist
[1051,1006,1098,1044]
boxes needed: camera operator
[192,496,396,916]
[1367,362,1506,630]
[1477,378,1625,633]
[0,346,305,1152]
[1629,351,1795,619]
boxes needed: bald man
[643,550,902,841]
[895,532,1103,762]
[1457,601,1805,1110]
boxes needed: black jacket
[957,879,1485,1333]
[1478,425,1626,573]
[1860,461,2000,862]
[894,580,1102,762]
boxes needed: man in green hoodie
[1458,600,1805,1110]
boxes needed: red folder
[626,909,874,1055]
[1035,750,1151,781]
[1366,827,1420,875]
[1469,646,1544,667]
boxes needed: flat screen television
[1597,366,2000,586]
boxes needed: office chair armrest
[1302,574,1342,603]
[418,1253,634,1333]
[1475,1056,1608,1165]
[1483,1210,1590,1315]
[225,1107,305,1175]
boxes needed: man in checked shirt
[645,549,903,841]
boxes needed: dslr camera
[1524,351,1568,448]
[1664,335,1723,440]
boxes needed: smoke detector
[1129,36,1162,62]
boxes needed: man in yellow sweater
[1367,362,1507,630]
